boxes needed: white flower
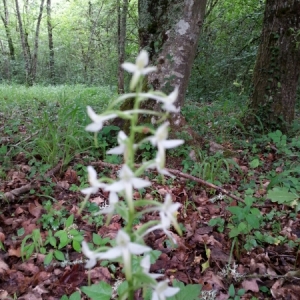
[159,194,181,232]
[148,122,184,153]
[100,230,151,260]
[105,164,151,201]
[95,192,119,215]
[85,106,117,132]
[152,281,180,300]
[142,194,181,242]
[107,131,128,155]
[151,148,174,178]
[82,241,103,268]
[100,230,151,279]
[81,166,106,196]
[122,50,157,90]
[141,255,163,279]
[144,87,180,113]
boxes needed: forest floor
[0,85,300,300]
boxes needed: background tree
[128,0,207,141]
[117,0,129,94]
[0,0,15,79]
[243,0,300,133]
[47,0,55,83]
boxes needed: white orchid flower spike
[122,50,157,90]
[86,106,117,132]
[81,166,106,196]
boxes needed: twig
[91,161,245,203]
[2,161,62,201]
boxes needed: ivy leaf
[81,282,112,300]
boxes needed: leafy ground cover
[0,85,300,299]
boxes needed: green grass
[0,84,118,168]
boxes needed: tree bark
[137,0,207,144]
[15,0,31,84]
[1,0,15,60]
[243,0,300,133]
[117,0,129,94]
[30,0,45,84]
[47,0,55,83]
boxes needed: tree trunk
[15,0,31,84]
[30,0,45,84]
[243,0,300,133]
[1,0,15,60]
[137,0,207,144]
[117,0,128,94]
[47,0,55,83]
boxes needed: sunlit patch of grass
[0,84,117,166]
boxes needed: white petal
[99,247,122,260]
[141,255,151,271]
[116,230,131,244]
[131,177,151,189]
[105,181,125,192]
[81,186,98,195]
[162,103,180,113]
[82,241,97,268]
[130,72,141,90]
[122,62,137,73]
[137,50,149,67]
[161,140,184,149]
[151,292,159,300]
[120,164,135,178]
[141,66,157,75]
[87,106,102,122]
[107,145,125,155]
[128,242,151,255]
[85,122,103,132]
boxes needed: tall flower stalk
[80,50,183,300]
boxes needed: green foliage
[228,284,245,300]
[167,280,202,300]
[38,200,68,230]
[21,229,45,260]
[81,282,112,300]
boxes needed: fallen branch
[2,161,62,201]
[91,161,245,203]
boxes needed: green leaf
[171,280,202,300]
[229,284,235,297]
[17,228,25,236]
[65,214,74,228]
[267,187,297,204]
[229,227,240,238]
[69,291,81,300]
[54,250,65,261]
[81,282,112,300]
[44,251,53,265]
[237,289,245,296]
[49,236,57,247]
[149,250,162,264]
[55,231,69,249]
[72,240,81,252]
[249,158,259,168]
[93,233,103,245]
[60,296,69,300]
[246,215,260,229]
